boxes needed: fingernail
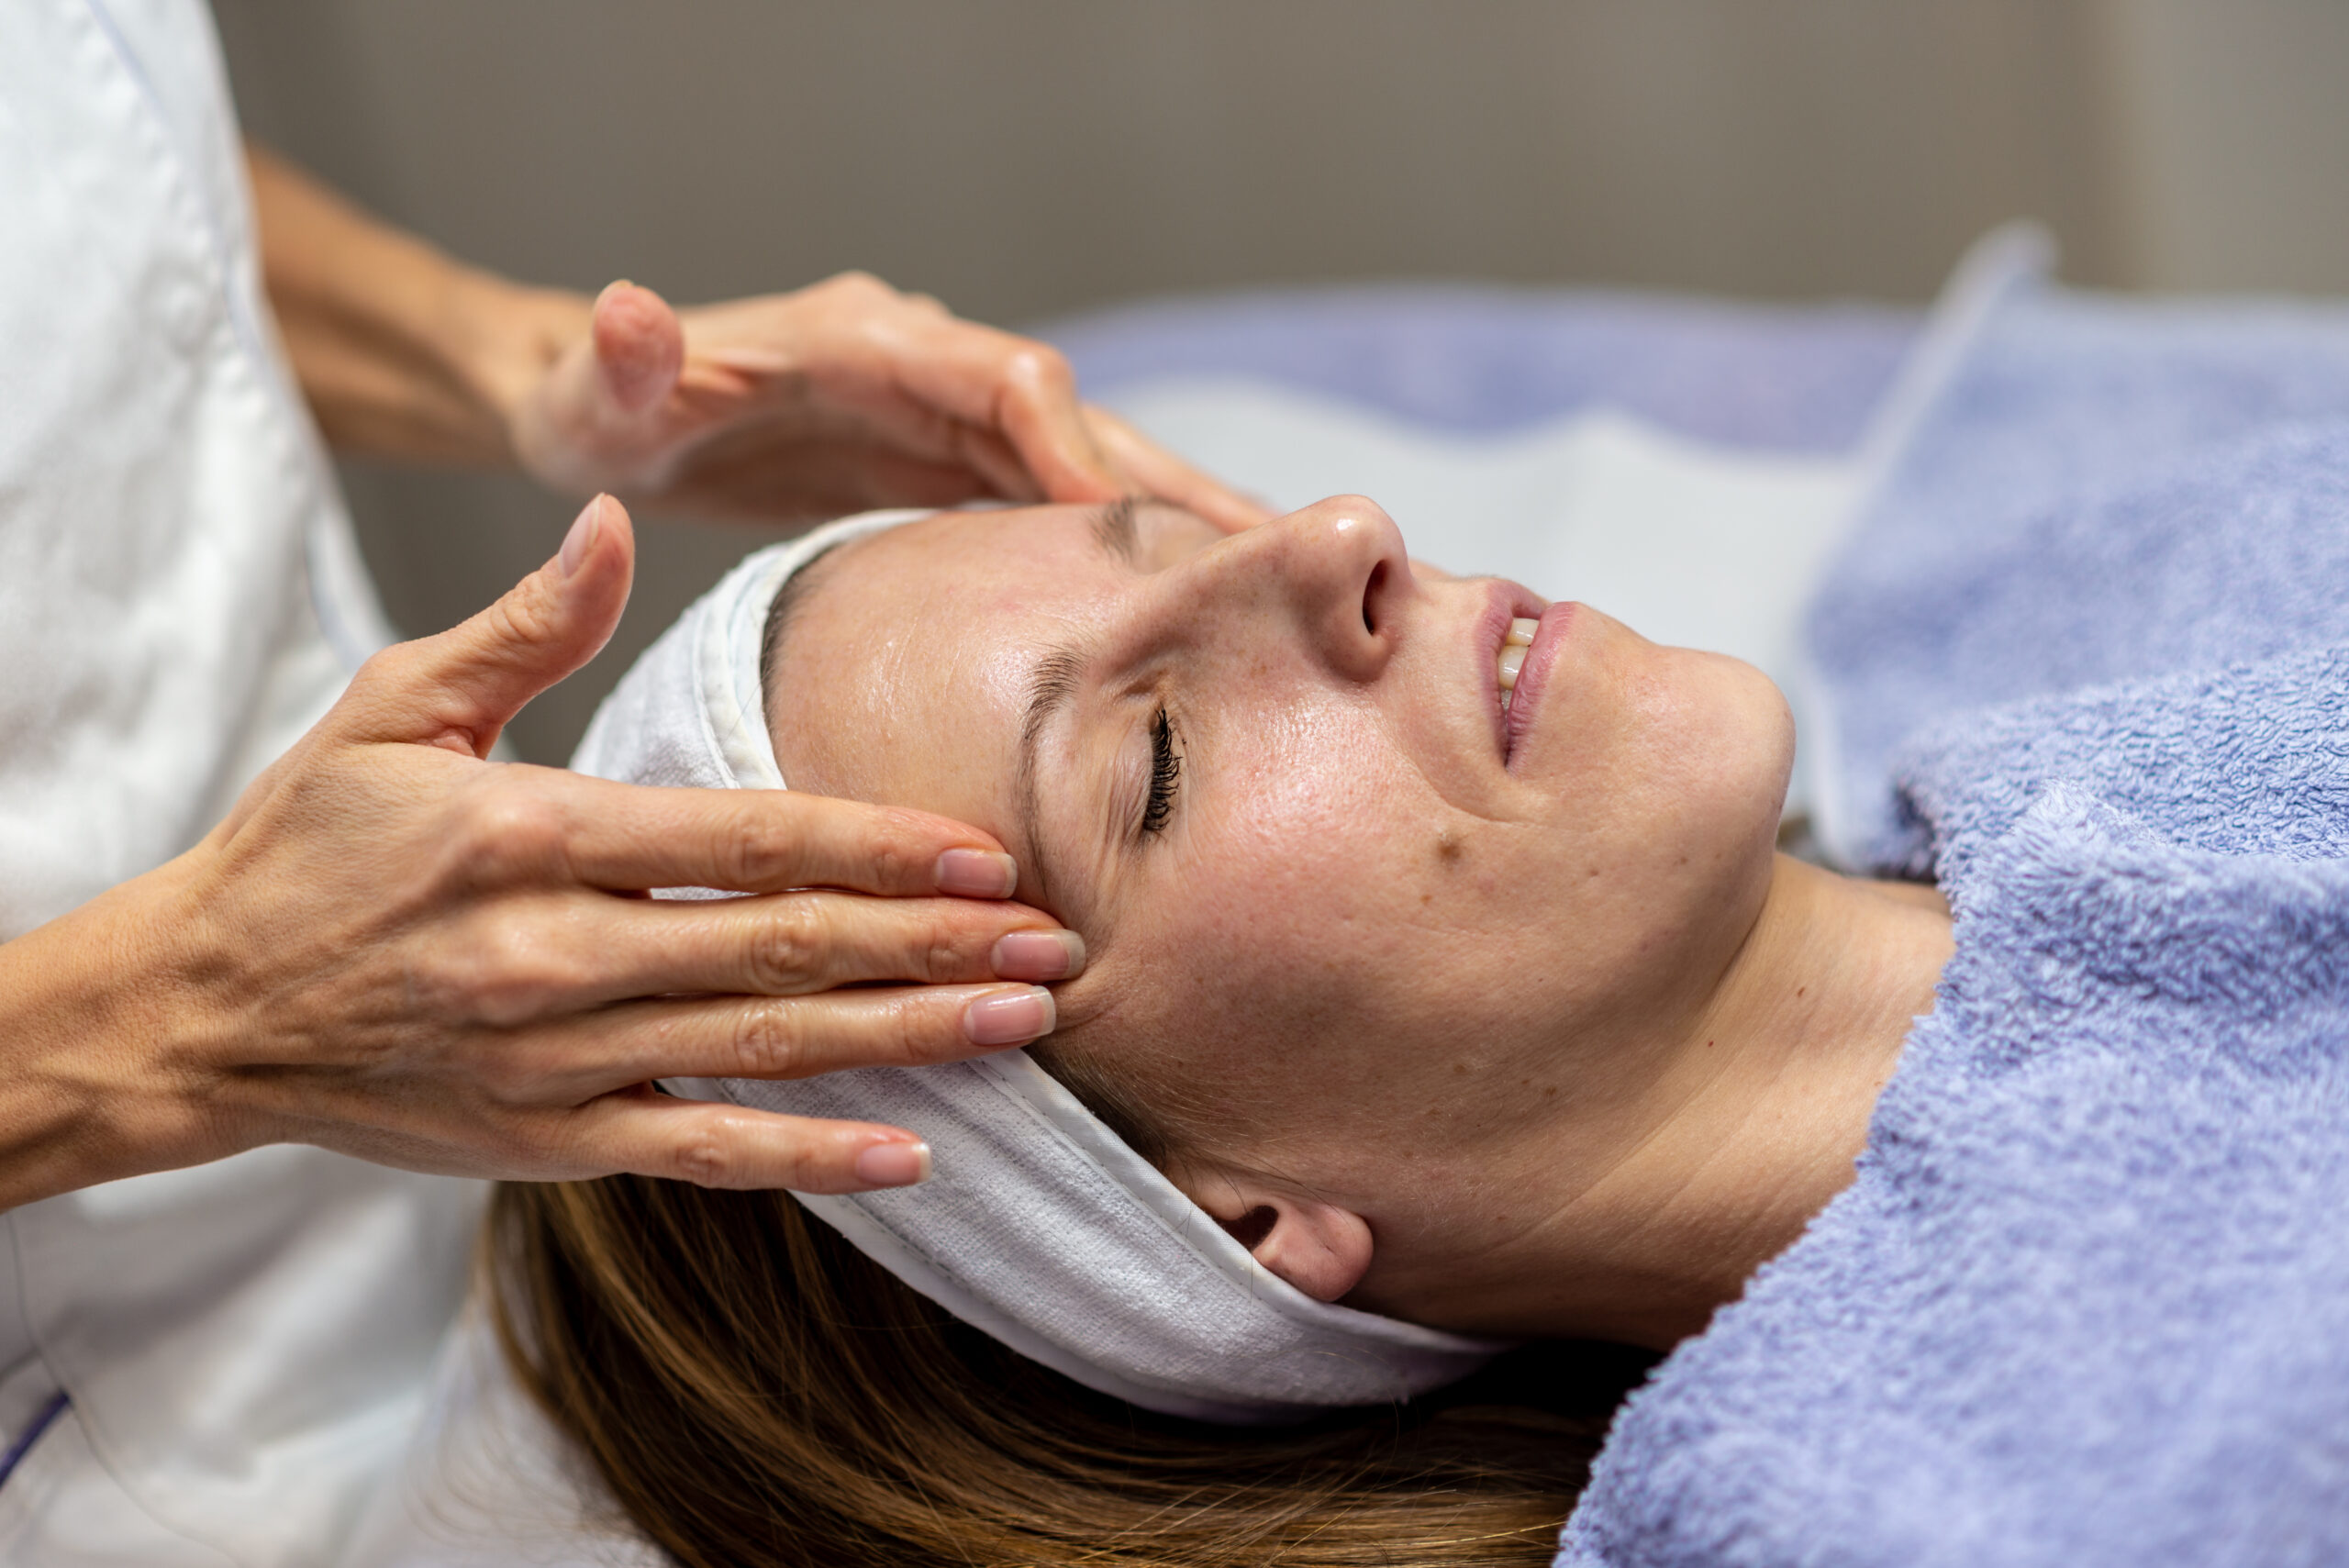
[852,1140,930,1188]
[963,986,1055,1047]
[559,495,605,578]
[991,929,1085,982]
[936,848,1018,898]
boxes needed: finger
[454,766,1022,897]
[608,418,998,523]
[332,495,634,755]
[592,281,685,414]
[942,420,1048,505]
[1085,406,1274,532]
[487,891,1082,1013]
[685,377,1042,509]
[505,982,1059,1102]
[576,1093,940,1193]
[884,317,1130,506]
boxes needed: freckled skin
[768,498,1802,1330]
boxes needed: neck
[1388,854,1953,1351]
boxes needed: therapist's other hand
[509,274,1269,530]
[7,496,1078,1207]
[245,146,1267,528]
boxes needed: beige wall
[207,1,2349,762]
[2097,0,2349,293]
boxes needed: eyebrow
[1011,503,1135,909]
[1092,496,1141,566]
[1014,645,1088,910]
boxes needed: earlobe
[1181,1171,1375,1304]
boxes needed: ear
[1178,1168,1375,1304]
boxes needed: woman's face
[769,498,1792,1257]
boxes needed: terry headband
[571,507,1505,1423]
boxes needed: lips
[1479,582,1549,764]
[1502,602,1577,769]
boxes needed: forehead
[763,505,1119,837]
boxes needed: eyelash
[1141,704,1181,837]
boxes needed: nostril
[1363,562,1386,634]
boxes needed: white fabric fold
[571,508,1504,1423]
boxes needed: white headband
[571,508,1505,1423]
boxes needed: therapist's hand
[250,144,1266,529]
[508,274,1268,530]
[0,495,1079,1209]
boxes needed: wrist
[249,140,595,472]
[0,854,246,1207]
[446,268,593,465]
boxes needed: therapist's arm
[0,498,1078,1211]
[245,143,1264,529]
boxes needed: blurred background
[210,0,2349,762]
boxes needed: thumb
[592,280,685,415]
[337,495,636,755]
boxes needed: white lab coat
[0,3,484,1562]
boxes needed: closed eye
[1141,704,1181,837]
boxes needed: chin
[1654,648,1796,872]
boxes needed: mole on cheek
[1433,826,1465,867]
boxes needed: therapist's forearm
[246,142,590,468]
[0,864,218,1210]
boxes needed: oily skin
[769,498,1954,1349]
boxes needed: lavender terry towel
[1561,286,2349,1563]
[1041,284,1913,451]
[1807,266,2349,870]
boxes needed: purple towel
[1808,270,2349,869]
[1041,284,1912,451]
[1562,275,2349,1566]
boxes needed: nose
[1211,494,1412,682]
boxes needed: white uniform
[0,3,483,1562]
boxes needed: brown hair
[487,1173,1649,1568]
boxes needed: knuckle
[1008,343,1074,394]
[670,1124,735,1188]
[719,813,803,889]
[422,917,578,1025]
[744,903,828,992]
[821,269,890,304]
[728,1000,807,1078]
[885,993,952,1066]
[448,782,570,884]
[351,641,419,695]
[918,931,970,984]
[485,582,565,654]
[861,829,923,891]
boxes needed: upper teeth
[1497,617,1536,710]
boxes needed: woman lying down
[502,473,2349,1566]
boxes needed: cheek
[1121,733,1530,1124]
[1193,710,1435,977]
[1190,716,1564,1009]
